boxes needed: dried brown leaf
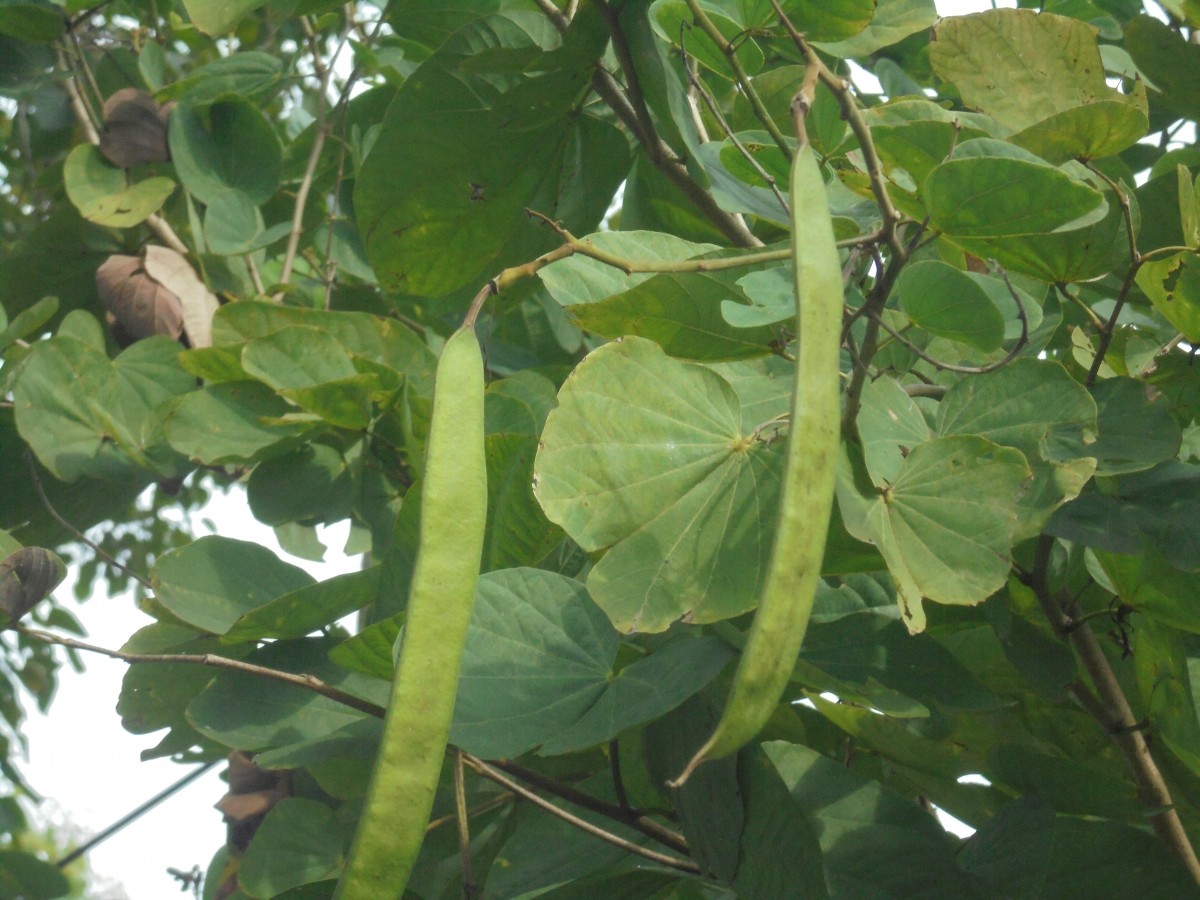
[143,246,220,349]
[99,88,171,168]
[96,253,184,344]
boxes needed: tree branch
[461,754,700,874]
[16,626,388,719]
[1032,535,1200,884]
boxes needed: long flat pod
[674,142,842,783]
[335,327,487,899]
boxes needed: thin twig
[461,754,701,874]
[25,450,152,591]
[56,50,189,256]
[608,740,631,812]
[16,626,387,718]
[1081,165,1142,387]
[454,750,477,899]
[868,270,1029,375]
[1031,535,1200,884]
[275,56,332,298]
[527,209,789,273]
[485,758,689,855]
[584,4,760,248]
[770,0,905,257]
[681,28,790,218]
[683,0,791,159]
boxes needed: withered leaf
[99,88,172,168]
[143,246,220,349]
[96,253,184,344]
[0,547,66,625]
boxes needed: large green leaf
[538,636,734,755]
[151,535,314,635]
[1125,14,1200,123]
[13,331,195,481]
[1089,377,1181,475]
[930,9,1147,162]
[247,443,353,526]
[539,231,718,307]
[896,260,1005,351]
[238,799,343,897]
[0,849,71,899]
[925,139,1108,239]
[182,0,267,35]
[450,568,618,759]
[837,437,1030,632]
[568,269,780,360]
[355,21,626,297]
[535,337,784,632]
[162,380,313,465]
[936,358,1097,540]
[62,144,175,227]
[1135,251,1200,342]
[223,567,379,644]
[169,99,281,206]
[814,0,937,58]
[187,636,386,750]
[763,741,971,897]
[958,796,1055,897]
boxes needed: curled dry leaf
[0,547,67,625]
[99,88,172,169]
[143,245,220,349]
[96,253,185,346]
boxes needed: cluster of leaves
[3,0,1200,897]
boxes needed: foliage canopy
[3,0,1200,896]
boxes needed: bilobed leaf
[773,0,874,43]
[63,144,175,228]
[539,231,718,306]
[151,535,314,635]
[247,443,352,527]
[450,568,617,759]
[856,374,931,487]
[763,741,971,897]
[925,139,1108,239]
[182,0,268,36]
[238,798,343,897]
[538,636,734,754]
[568,270,780,360]
[897,260,1005,351]
[1089,377,1181,475]
[535,337,784,632]
[355,29,624,298]
[169,99,281,205]
[162,380,311,465]
[931,9,1147,162]
[814,0,937,58]
[13,332,195,481]
[187,636,385,750]
[837,436,1030,632]
[223,567,379,643]
[1135,251,1200,342]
